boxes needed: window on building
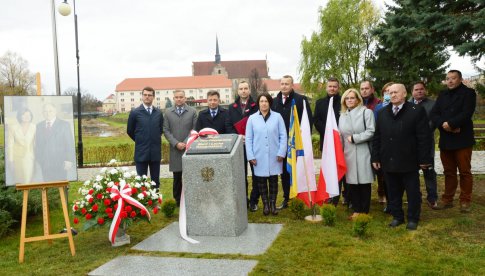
[199,96,203,99]
[131,98,134,102]
[121,99,124,102]
[226,95,229,98]
[156,91,160,95]
[120,93,124,96]
[130,92,134,96]
[189,90,193,93]
[156,97,160,101]
[199,89,202,93]
[225,89,229,92]
[121,108,125,112]
[218,69,221,74]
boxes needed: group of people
[128,69,476,230]
[7,103,76,185]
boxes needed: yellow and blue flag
[287,99,304,199]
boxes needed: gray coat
[338,106,375,185]
[163,105,197,172]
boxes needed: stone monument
[183,134,247,236]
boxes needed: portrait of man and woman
[4,96,77,186]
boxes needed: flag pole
[301,99,321,222]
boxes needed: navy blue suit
[127,104,163,188]
[195,107,233,134]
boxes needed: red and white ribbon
[108,183,151,244]
[185,128,219,152]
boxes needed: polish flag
[315,97,346,204]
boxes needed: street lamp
[58,0,83,168]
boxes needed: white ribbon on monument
[178,128,219,244]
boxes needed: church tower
[215,35,221,64]
[212,35,227,77]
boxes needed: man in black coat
[372,83,432,230]
[271,75,312,209]
[195,90,233,134]
[409,81,439,209]
[228,81,260,211]
[313,77,343,205]
[127,86,163,188]
[430,70,476,213]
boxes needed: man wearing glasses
[127,86,164,188]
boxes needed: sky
[0,0,481,101]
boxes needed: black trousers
[348,184,371,213]
[136,160,160,188]
[255,175,279,203]
[243,146,260,205]
[280,158,290,201]
[172,171,182,205]
[384,170,422,222]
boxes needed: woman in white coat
[246,93,287,216]
[339,88,375,219]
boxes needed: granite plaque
[186,134,238,155]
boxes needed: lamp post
[58,0,83,168]
[51,0,62,96]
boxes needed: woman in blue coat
[246,93,287,215]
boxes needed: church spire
[215,35,221,64]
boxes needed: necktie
[147,107,151,114]
[283,96,287,104]
[414,99,421,104]
[211,110,216,118]
[241,103,246,110]
[177,107,182,115]
[393,106,399,115]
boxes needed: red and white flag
[315,97,346,203]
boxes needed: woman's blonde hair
[340,88,363,113]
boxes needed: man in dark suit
[372,83,432,230]
[35,103,76,181]
[271,75,312,210]
[127,86,163,188]
[228,81,260,211]
[195,90,233,134]
[430,70,476,213]
[409,81,439,209]
[313,77,344,206]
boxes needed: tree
[299,0,380,95]
[165,98,173,108]
[248,68,267,100]
[368,0,450,93]
[411,0,484,64]
[0,51,36,110]
[63,87,102,112]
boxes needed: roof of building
[192,60,269,79]
[263,79,303,93]
[116,75,232,91]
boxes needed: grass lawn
[0,176,484,275]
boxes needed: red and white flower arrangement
[72,159,162,244]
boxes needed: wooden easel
[16,181,76,263]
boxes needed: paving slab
[132,222,282,255]
[88,256,258,276]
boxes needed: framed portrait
[3,96,78,186]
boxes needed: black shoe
[388,219,404,228]
[249,203,258,212]
[276,199,288,210]
[270,201,278,215]
[263,203,270,216]
[406,221,418,230]
[383,206,391,214]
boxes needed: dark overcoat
[127,105,163,162]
